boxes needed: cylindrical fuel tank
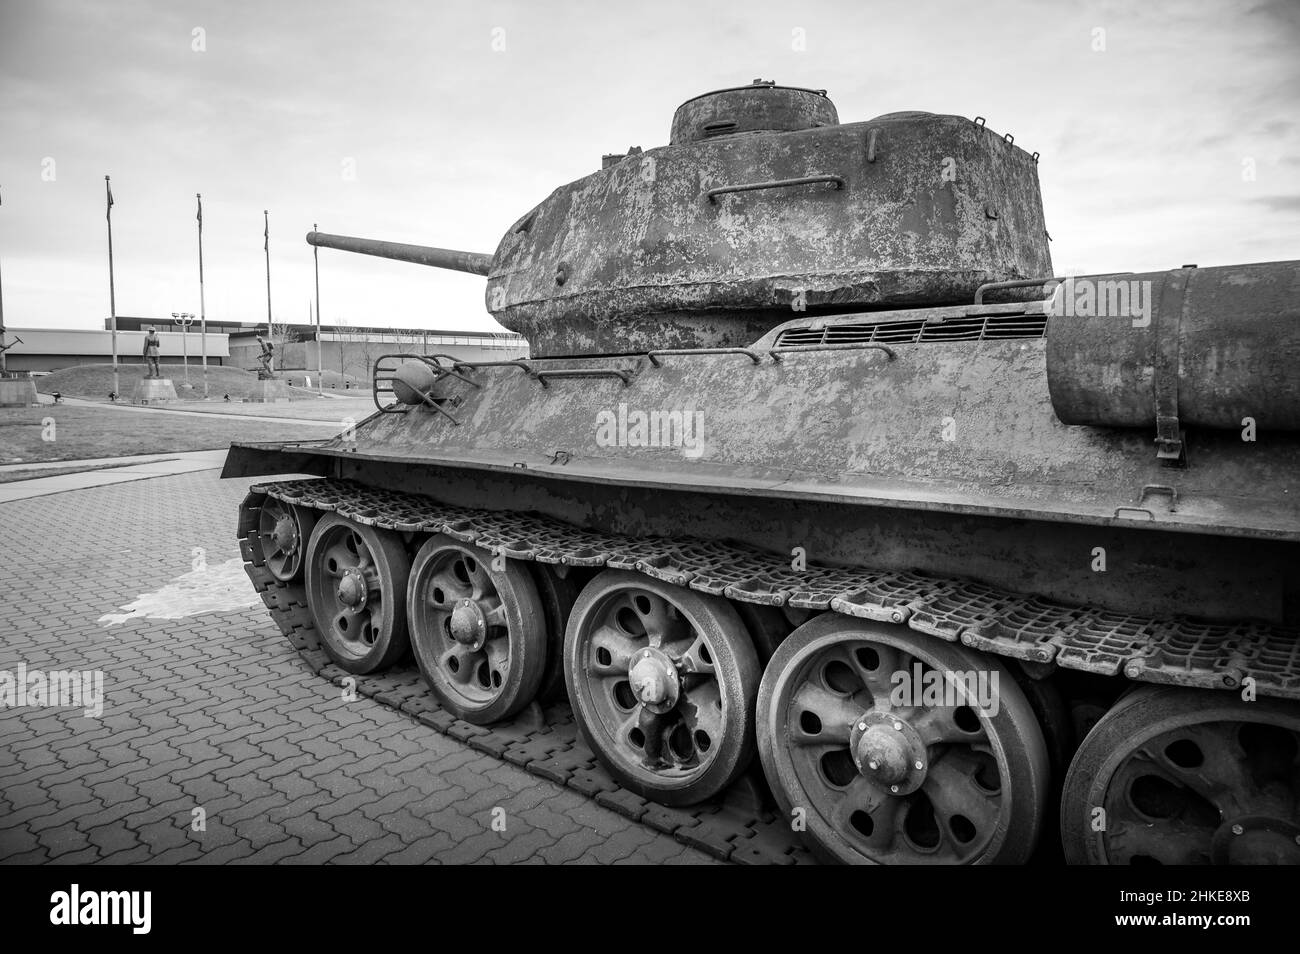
[1046,261,1300,431]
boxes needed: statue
[256,334,276,380]
[142,327,162,378]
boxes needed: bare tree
[266,316,298,373]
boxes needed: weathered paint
[228,320,1300,542]
[487,107,1051,355]
[300,85,1051,358]
[669,82,839,144]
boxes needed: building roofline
[106,316,521,339]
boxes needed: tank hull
[225,297,1300,632]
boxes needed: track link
[251,477,1300,701]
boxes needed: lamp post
[170,311,194,387]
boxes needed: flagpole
[313,221,322,395]
[197,193,207,398]
[263,209,274,372]
[0,184,6,376]
[106,176,118,399]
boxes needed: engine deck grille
[774,312,1046,347]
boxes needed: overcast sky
[1,0,1296,335]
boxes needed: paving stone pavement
[0,469,717,865]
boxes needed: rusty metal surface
[669,82,838,144]
[487,109,1051,355]
[231,334,1300,541]
[250,477,1300,702]
[1046,261,1300,431]
[299,84,1050,357]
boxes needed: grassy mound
[34,363,340,402]
[0,404,339,464]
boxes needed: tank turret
[309,79,1052,356]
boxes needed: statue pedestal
[0,376,38,407]
[132,377,179,404]
[247,378,292,403]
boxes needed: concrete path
[0,469,714,865]
[0,450,230,504]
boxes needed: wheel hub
[850,711,928,795]
[337,568,369,609]
[449,598,488,650]
[629,647,680,714]
[1211,816,1300,865]
[272,515,298,552]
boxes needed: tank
[226,80,1300,866]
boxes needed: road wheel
[304,513,410,674]
[565,570,761,805]
[407,535,547,724]
[258,497,316,582]
[1060,685,1300,864]
[756,613,1049,864]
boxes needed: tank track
[249,476,1300,701]
[237,477,1300,864]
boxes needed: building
[2,317,528,379]
[2,324,230,373]
[109,317,528,378]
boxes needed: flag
[263,210,269,252]
[106,177,114,219]
[196,193,203,231]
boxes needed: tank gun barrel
[306,231,492,276]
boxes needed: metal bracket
[534,368,633,389]
[1154,270,1192,465]
[647,347,763,367]
[973,276,1058,305]
[706,175,846,203]
[1114,484,1179,520]
[424,354,636,390]
[768,343,896,362]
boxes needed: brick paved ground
[0,470,716,864]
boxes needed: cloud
[1248,195,1300,213]
[1,0,1297,333]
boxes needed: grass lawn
[0,405,339,464]
[35,362,365,403]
